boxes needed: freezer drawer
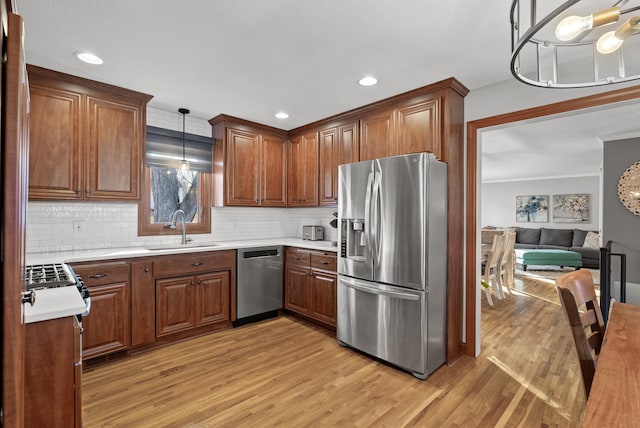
[337,276,444,379]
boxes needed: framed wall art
[516,195,548,222]
[553,193,590,223]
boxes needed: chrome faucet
[170,209,189,244]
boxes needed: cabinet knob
[76,188,81,194]
[197,280,202,284]
[255,199,259,203]
[192,262,203,267]
[190,281,195,285]
[86,189,91,195]
[144,268,150,273]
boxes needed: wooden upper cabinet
[226,127,260,205]
[27,65,152,201]
[28,83,82,199]
[394,98,441,159]
[86,95,143,200]
[319,121,358,205]
[210,115,287,207]
[359,109,395,161]
[287,131,318,206]
[260,134,287,206]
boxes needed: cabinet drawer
[153,250,235,278]
[286,249,311,267]
[310,253,337,271]
[71,261,129,286]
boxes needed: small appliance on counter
[302,225,324,241]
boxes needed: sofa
[515,227,600,269]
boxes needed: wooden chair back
[556,269,606,396]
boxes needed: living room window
[138,126,213,236]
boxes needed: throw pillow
[583,231,600,249]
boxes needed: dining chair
[556,269,606,396]
[498,231,516,294]
[482,233,506,301]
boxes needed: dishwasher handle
[242,249,280,259]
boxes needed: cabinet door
[285,266,310,315]
[131,261,155,346]
[319,128,337,205]
[195,271,230,326]
[319,122,359,206]
[156,276,195,337]
[260,134,287,206]
[82,282,130,359]
[227,127,260,205]
[288,132,318,206]
[394,99,440,159]
[310,270,337,326]
[86,95,142,200]
[28,83,82,200]
[359,109,394,161]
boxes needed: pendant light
[178,108,190,173]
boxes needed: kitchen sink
[145,242,219,251]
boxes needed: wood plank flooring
[82,273,585,427]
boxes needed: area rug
[516,267,600,285]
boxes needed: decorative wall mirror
[617,160,640,216]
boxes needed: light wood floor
[82,273,585,427]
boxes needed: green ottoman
[515,249,582,271]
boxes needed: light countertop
[23,286,87,324]
[26,238,338,265]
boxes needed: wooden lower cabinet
[71,260,131,359]
[82,282,130,359]
[156,271,230,337]
[25,316,81,427]
[284,247,337,327]
[309,270,337,325]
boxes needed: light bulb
[179,160,190,173]
[556,15,593,41]
[556,7,620,41]
[596,16,640,54]
[596,30,624,53]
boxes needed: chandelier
[511,0,640,88]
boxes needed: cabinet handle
[88,273,108,279]
[192,262,203,266]
[293,256,300,260]
[319,261,329,265]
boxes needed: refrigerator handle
[372,170,382,263]
[363,171,375,256]
[341,277,420,301]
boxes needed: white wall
[481,175,600,231]
[26,107,338,253]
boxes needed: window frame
[137,165,212,236]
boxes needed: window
[138,126,213,236]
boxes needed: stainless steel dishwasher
[235,246,283,326]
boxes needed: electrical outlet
[73,220,84,232]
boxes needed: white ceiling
[14,1,640,181]
[16,0,513,128]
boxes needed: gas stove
[25,263,77,290]
[24,263,91,316]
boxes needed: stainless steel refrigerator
[337,152,447,379]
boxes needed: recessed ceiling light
[73,51,103,65]
[358,76,378,86]
[275,112,289,119]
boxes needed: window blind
[146,125,213,172]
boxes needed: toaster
[302,225,324,241]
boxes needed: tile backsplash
[26,107,339,253]
[26,202,338,253]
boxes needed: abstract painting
[516,195,549,222]
[553,194,590,223]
